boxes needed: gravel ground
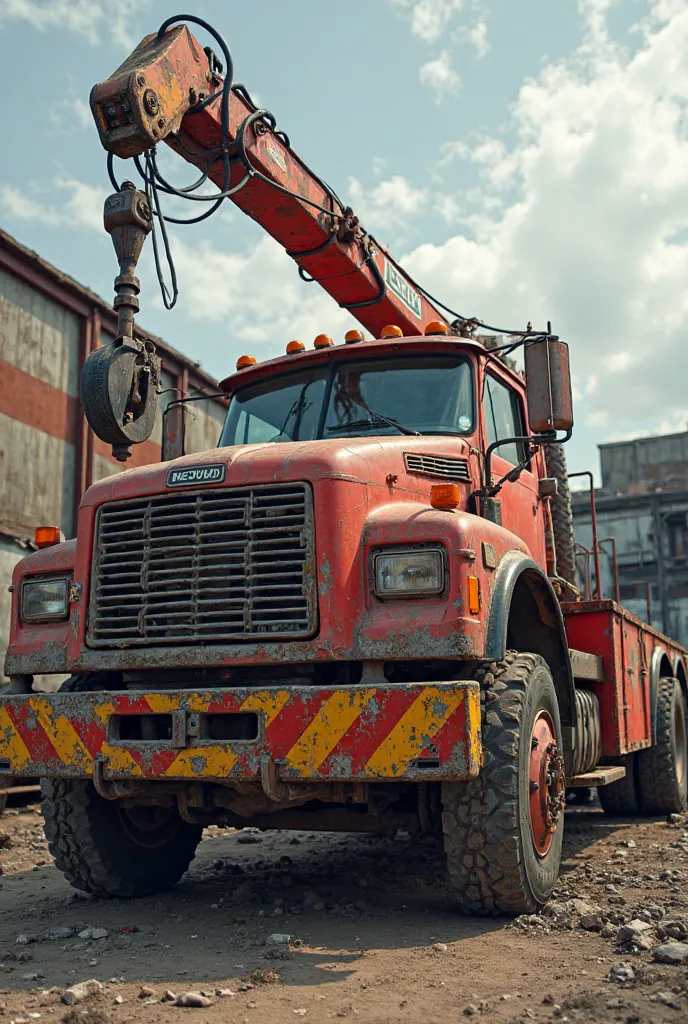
[1,798,688,1023]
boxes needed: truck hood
[80,436,475,507]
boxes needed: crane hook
[81,182,161,462]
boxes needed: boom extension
[90,21,447,340]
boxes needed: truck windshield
[219,355,474,446]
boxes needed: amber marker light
[468,575,481,614]
[380,324,403,338]
[286,340,305,354]
[314,334,334,348]
[425,320,449,335]
[236,354,257,370]
[345,330,364,344]
[35,526,62,548]
[430,483,461,510]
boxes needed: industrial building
[0,228,225,686]
[572,431,688,647]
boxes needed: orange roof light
[430,483,461,510]
[425,320,449,335]
[286,340,305,355]
[380,324,403,338]
[35,526,62,549]
[345,329,364,344]
[236,354,257,370]
[314,334,334,349]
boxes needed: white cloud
[0,0,102,43]
[408,0,465,42]
[391,0,489,55]
[0,186,61,225]
[166,234,360,358]
[0,179,107,232]
[399,0,688,459]
[48,77,92,134]
[372,156,389,177]
[0,0,151,48]
[56,179,108,232]
[347,175,428,230]
[466,20,489,57]
[419,51,462,102]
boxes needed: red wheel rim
[529,710,565,857]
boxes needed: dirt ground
[1,797,688,1024]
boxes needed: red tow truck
[0,15,685,914]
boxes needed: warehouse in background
[572,430,688,647]
[0,228,225,686]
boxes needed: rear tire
[441,653,566,916]
[598,754,640,816]
[543,444,578,588]
[637,678,688,815]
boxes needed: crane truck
[1,15,686,915]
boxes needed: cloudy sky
[1,0,687,478]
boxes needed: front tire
[441,652,566,916]
[41,673,201,897]
[42,779,203,897]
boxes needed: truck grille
[87,483,316,646]
[404,453,471,481]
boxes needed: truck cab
[7,331,556,683]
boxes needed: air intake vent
[87,483,316,646]
[404,453,471,482]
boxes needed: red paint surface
[563,600,687,755]
[1,686,478,783]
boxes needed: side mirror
[162,401,186,462]
[524,338,574,434]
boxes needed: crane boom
[90,22,447,339]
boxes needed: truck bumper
[0,682,482,784]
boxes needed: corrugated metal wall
[0,228,226,685]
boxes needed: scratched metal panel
[0,413,75,539]
[0,537,67,689]
[0,268,80,396]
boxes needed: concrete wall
[600,431,688,494]
[0,269,80,539]
[0,229,223,685]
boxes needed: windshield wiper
[327,414,420,436]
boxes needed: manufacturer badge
[384,259,422,319]
[166,464,226,487]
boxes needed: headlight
[374,549,445,598]
[21,578,70,622]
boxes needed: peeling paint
[0,682,482,783]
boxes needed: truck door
[483,371,546,565]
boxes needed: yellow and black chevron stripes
[0,683,482,783]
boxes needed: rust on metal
[0,682,482,784]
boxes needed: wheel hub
[118,805,181,849]
[529,710,566,856]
